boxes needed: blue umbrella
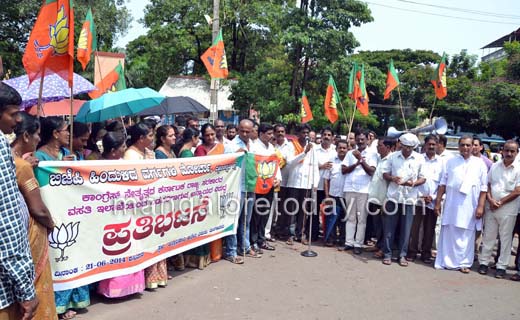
[2,73,96,108]
[75,87,165,123]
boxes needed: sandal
[510,273,520,281]
[399,258,409,267]
[459,267,470,274]
[286,238,294,245]
[245,249,262,258]
[260,243,275,251]
[225,256,244,264]
[59,310,77,320]
[382,258,392,265]
[373,250,384,259]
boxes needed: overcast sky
[116,0,520,59]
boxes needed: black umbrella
[137,96,209,115]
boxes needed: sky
[116,0,520,59]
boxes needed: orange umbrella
[26,99,86,116]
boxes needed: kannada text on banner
[35,153,244,291]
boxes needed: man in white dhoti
[434,136,488,273]
[478,140,520,278]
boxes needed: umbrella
[3,73,96,108]
[26,100,86,117]
[137,96,209,116]
[75,87,165,123]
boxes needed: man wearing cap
[381,133,426,266]
[434,136,488,273]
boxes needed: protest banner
[35,153,243,290]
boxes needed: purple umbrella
[2,73,97,109]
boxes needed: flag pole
[397,86,407,131]
[336,101,350,136]
[429,97,437,124]
[37,71,45,118]
[69,86,74,151]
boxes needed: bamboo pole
[429,97,438,124]
[397,86,407,131]
[37,71,45,118]
[69,86,74,152]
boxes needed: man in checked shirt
[0,83,38,320]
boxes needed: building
[159,75,239,123]
[481,27,520,62]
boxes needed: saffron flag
[431,53,447,99]
[300,90,313,123]
[88,62,126,99]
[201,29,228,79]
[384,59,400,100]
[348,63,369,116]
[245,153,280,195]
[323,76,340,124]
[77,7,97,70]
[23,0,74,87]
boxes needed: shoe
[478,264,489,275]
[224,256,244,264]
[421,257,433,265]
[338,245,354,251]
[252,245,263,255]
[354,247,363,255]
[510,273,520,281]
[495,269,506,279]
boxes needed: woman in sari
[154,125,176,159]
[35,116,88,319]
[11,113,58,320]
[84,122,106,160]
[124,123,169,289]
[195,124,225,262]
[175,127,212,269]
[70,122,90,160]
[173,127,199,158]
[97,132,146,298]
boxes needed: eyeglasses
[215,125,225,128]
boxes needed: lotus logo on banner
[48,222,80,262]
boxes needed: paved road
[80,241,519,320]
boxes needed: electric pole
[209,0,220,123]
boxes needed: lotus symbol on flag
[257,161,276,188]
[48,222,80,262]
[35,5,70,57]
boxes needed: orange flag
[22,0,74,87]
[431,53,447,99]
[77,7,97,70]
[300,90,313,123]
[384,59,400,100]
[89,62,126,99]
[201,29,228,79]
[323,76,339,124]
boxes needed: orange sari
[14,158,58,320]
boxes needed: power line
[396,0,520,20]
[365,2,520,25]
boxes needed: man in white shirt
[250,123,281,253]
[341,130,377,254]
[284,124,319,244]
[367,137,395,258]
[436,134,454,160]
[223,119,258,263]
[272,124,295,240]
[478,140,520,278]
[215,119,231,146]
[312,127,336,242]
[434,136,488,273]
[323,140,349,246]
[382,133,426,266]
[407,134,444,264]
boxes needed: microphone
[305,136,310,144]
